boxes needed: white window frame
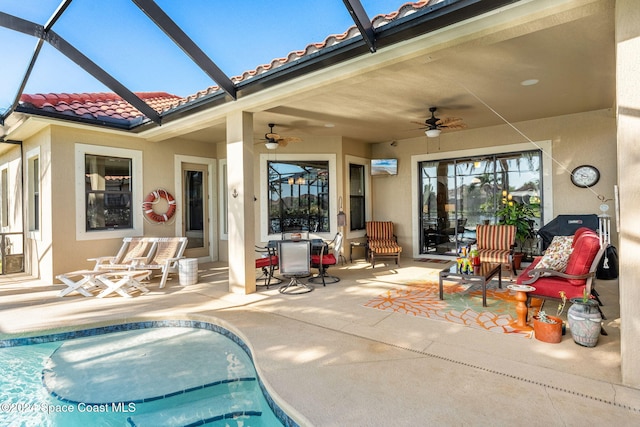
[260,153,337,242]
[75,144,143,241]
[410,141,553,258]
[26,147,40,239]
[345,155,371,239]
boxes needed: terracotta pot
[513,252,524,270]
[533,315,563,343]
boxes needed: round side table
[507,284,536,331]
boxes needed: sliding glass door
[419,150,542,255]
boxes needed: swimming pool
[0,320,298,426]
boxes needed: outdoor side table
[350,241,368,263]
[439,262,502,307]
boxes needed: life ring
[142,189,176,223]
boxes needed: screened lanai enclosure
[419,149,542,256]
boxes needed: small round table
[507,284,536,331]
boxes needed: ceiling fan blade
[279,139,289,147]
[438,117,464,126]
[265,133,281,140]
[280,136,302,144]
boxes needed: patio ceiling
[1,0,616,145]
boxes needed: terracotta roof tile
[19,91,183,124]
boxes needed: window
[349,163,365,231]
[27,151,40,232]
[75,144,143,240]
[418,149,543,255]
[267,160,330,234]
[85,154,133,231]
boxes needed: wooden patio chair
[475,224,517,279]
[365,221,402,268]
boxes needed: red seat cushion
[255,255,278,268]
[311,253,337,266]
[516,258,585,299]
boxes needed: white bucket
[178,258,198,286]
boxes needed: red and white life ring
[142,189,176,223]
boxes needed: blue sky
[1,0,406,113]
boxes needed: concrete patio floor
[1,258,639,426]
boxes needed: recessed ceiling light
[521,79,539,86]
[324,123,335,128]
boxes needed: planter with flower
[567,288,602,347]
[496,193,536,268]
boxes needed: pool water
[0,322,293,427]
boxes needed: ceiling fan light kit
[260,123,302,150]
[414,106,466,138]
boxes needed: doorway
[181,162,209,259]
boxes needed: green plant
[496,198,536,249]
[536,311,558,324]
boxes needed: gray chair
[277,240,314,294]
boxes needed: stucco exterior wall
[23,125,218,281]
[370,109,617,252]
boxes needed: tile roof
[17,1,441,126]
[18,92,182,124]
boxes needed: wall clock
[570,165,600,188]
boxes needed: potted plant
[496,194,536,267]
[567,288,602,347]
[533,310,563,343]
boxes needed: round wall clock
[570,165,600,188]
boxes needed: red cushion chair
[517,227,604,301]
[309,233,343,286]
[255,245,281,288]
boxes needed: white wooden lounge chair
[89,237,155,271]
[134,237,188,288]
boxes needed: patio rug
[364,279,543,338]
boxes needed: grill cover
[538,214,599,251]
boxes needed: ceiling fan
[413,107,467,137]
[259,123,302,149]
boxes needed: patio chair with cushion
[517,227,605,306]
[366,221,402,268]
[255,245,281,288]
[475,224,517,278]
[309,232,343,286]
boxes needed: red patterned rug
[364,280,542,338]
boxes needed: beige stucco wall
[616,0,640,389]
[21,125,218,281]
[370,108,618,252]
